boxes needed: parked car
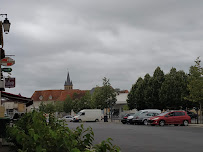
[59,115,73,122]
[187,111,198,119]
[132,110,161,125]
[121,113,132,124]
[126,113,136,124]
[148,110,191,126]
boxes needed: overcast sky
[1,0,203,97]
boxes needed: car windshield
[133,111,142,117]
[158,112,169,116]
[77,112,82,116]
[129,113,135,116]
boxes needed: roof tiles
[31,89,87,102]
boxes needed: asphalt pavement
[67,122,203,152]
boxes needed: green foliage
[187,57,203,104]
[6,111,120,152]
[63,95,73,113]
[127,66,194,110]
[39,102,56,114]
[92,77,117,110]
[93,138,120,152]
[151,67,165,109]
[142,74,153,109]
[92,87,105,109]
[55,101,64,113]
[72,99,81,113]
[123,105,129,111]
[127,77,143,110]
[159,68,189,109]
[73,92,95,113]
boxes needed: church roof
[64,72,73,86]
[31,89,87,102]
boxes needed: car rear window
[158,112,169,116]
[174,112,185,116]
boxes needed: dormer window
[49,95,52,100]
[39,95,43,100]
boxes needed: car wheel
[174,124,179,126]
[143,119,148,125]
[95,119,99,122]
[122,122,126,124]
[159,120,165,126]
[151,124,155,126]
[183,120,189,126]
[79,119,82,123]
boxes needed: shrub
[6,111,120,152]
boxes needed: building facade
[29,72,86,111]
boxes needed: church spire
[64,72,73,90]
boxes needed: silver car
[132,112,160,125]
[59,115,73,122]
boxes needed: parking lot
[67,122,203,152]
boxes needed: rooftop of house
[31,89,87,102]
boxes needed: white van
[73,109,103,122]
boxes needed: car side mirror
[165,115,169,117]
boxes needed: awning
[1,91,33,107]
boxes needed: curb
[189,124,203,128]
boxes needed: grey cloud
[1,0,203,97]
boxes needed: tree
[187,57,203,123]
[80,91,94,109]
[143,73,153,109]
[160,68,189,110]
[92,77,117,116]
[127,79,139,110]
[39,102,56,114]
[63,95,73,114]
[134,77,145,110]
[92,87,104,109]
[55,101,64,113]
[102,77,117,111]
[72,92,94,113]
[72,98,81,113]
[151,67,165,109]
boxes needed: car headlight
[152,118,159,120]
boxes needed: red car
[148,110,191,126]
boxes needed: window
[39,95,43,100]
[153,113,159,116]
[175,112,185,116]
[49,95,52,100]
[181,112,185,116]
[158,112,169,116]
[168,112,175,116]
[174,112,185,116]
[81,112,85,116]
[146,113,153,116]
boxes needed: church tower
[64,72,73,90]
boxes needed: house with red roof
[28,72,87,111]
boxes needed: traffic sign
[5,77,15,88]
[2,68,12,72]
[0,57,15,66]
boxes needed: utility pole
[0,14,11,106]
